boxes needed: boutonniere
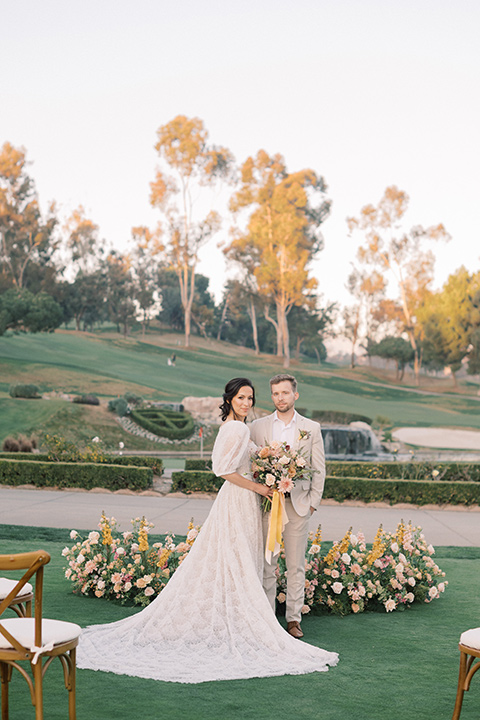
[298,429,311,441]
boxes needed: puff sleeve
[212,421,250,476]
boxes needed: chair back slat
[0,550,50,651]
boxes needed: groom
[249,373,325,639]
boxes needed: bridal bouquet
[251,441,312,512]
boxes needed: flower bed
[277,521,447,615]
[62,514,447,615]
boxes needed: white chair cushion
[0,578,33,600]
[460,627,480,651]
[0,618,81,651]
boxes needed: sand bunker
[393,427,480,450]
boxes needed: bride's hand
[256,484,273,499]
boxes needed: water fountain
[321,422,391,460]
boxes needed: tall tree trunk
[264,305,282,356]
[248,298,260,355]
[216,295,229,341]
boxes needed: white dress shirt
[272,410,297,447]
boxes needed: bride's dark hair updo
[219,377,256,422]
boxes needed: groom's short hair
[269,374,297,392]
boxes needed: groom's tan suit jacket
[249,413,326,517]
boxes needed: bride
[77,377,338,683]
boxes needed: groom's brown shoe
[287,621,304,639]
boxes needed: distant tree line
[1,121,479,378]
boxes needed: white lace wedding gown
[77,421,338,683]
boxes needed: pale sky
[2,0,479,309]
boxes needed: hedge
[9,384,40,399]
[327,460,480,483]
[185,458,212,471]
[171,470,223,493]
[0,453,163,476]
[0,459,153,491]
[169,470,480,506]
[323,476,480,506]
[130,408,195,440]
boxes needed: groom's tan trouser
[262,498,310,623]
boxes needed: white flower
[92,436,100,443]
[428,586,438,599]
[124,581,132,591]
[308,544,321,555]
[427,544,435,555]
[265,473,276,486]
[332,582,344,594]
[76,553,85,563]
[145,586,155,596]
[384,598,396,612]
[277,592,286,603]
[119,442,125,449]
[408,577,416,587]
[97,580,105,590]
[88,531,100,544]
[438,582,445,593]
[116,547,125,556]
[187,528,198,542]
[395,562,404,574]
[350,534,358,547]
[341,553,351,565]
[405,592,415,603]
[295,456,306,467]
[131,543,139,553]
[301,604,311,614]
[62,546,70,556]
[279,455,290,465]
[70,530,78,539]
[399,553,407,564]
[390,542,399,554]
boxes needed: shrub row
[130,409,195,440]
[0,453,163,476]
[185,458,212,471]
[327,460,480,483]
[0,459,153,491]
[171,470,223,493]
[170,470,480,506]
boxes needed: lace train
[77,423,338,683]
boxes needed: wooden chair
[0,577,33,618]
[452,627,480,719]
[0,550,82,720]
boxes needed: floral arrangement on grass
[251,440,312,511]
[275,520,447,615]
[62,512,200,606]
[63,513,447,615]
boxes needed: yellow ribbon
[265,490,289,564]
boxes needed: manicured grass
[1,527,479,720]
[2,332,480,447]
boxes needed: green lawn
[2,332,480,446]
[1,527,479,720]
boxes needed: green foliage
[124,391,143,406]
[323,476,480,506]
[184,458,212,471]
[0,458,152,490]
[0,288,62,334]
[9,383,40,398]
[108,397,129,416]
[72,393,100,405]
[171,470,223,493]
[369,336,414,380]
[131,408,195,440]
[0,451,163,475]
[327,460,480,482]
[312,410,372,424]
[44,433,107,463]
